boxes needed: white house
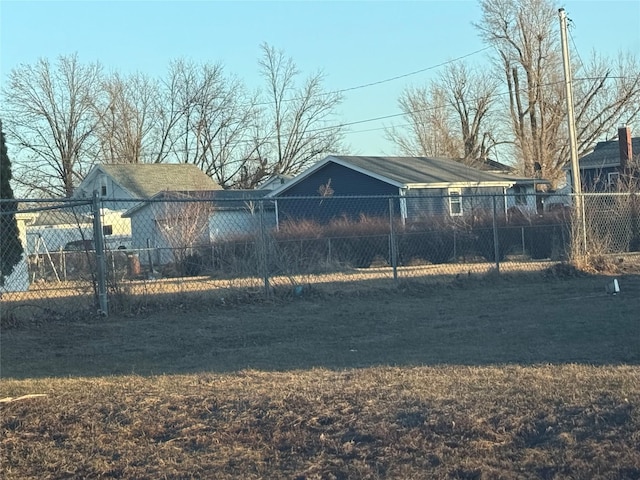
[122,189,276,267]
[65,163,223,256]
[74,163,221,209]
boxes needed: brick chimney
[618,125,632,170]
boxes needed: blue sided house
[267,155,545,225]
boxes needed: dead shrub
[543,262,586,279]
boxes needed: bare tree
[477,0,569,182]
[2,48,345,193]
[157,59,263,188]
[151,61,191,165]
[443,63,500,165]
[476,0,640,185]
[386,63,499,166]
[387,84,459,158]
[572,52,640,156]
[2,54,104,197]
[93,72,160,164]
[155,197,213,274]
[258,43,344,181]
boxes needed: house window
[608,172,619,189]
[99,175,108,197]
[103,225,113,236]
[448,188,462,216]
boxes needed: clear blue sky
[1,0,639,157]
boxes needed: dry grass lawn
[1,271,640,479]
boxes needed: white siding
[74,169,137,211]
[129,203,169,266]
[209,210,277,242]
[26,225,93,253]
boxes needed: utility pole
[559,8,586,256]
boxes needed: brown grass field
[1,270,640,479]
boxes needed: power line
[308,88,519,134]
[252,46,493,106]
[331,47,493,94]
[567,17,587,73]
[332,75,634,136]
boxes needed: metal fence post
[92,193,108,316]
[389,198,398,283]
[581,192,588,255]
[492,195,500,273]
[146,238,154,276]
[632,192,640,250]
[258,199,270,297]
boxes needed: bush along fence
[2,192,640,316]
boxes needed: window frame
[448,188,463,216]
[99,175,108,197]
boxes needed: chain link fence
[2,192,639,316]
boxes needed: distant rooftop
[578,137,640,169]
[122,189,272,217]
[330,156,521,186]
[97,163,221,198]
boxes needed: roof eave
[121,203,146,218]
[405,181,515,189]
[266,155,405,197]
[580,162,620,170]
[265,157,333,197]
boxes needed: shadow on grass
[2,271,640,379]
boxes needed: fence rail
[2,192,638,316]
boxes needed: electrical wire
[567,16,587,73]
[178,46,495,109]
[332,47,493,94]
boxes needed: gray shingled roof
[122,189,272,218]
[31,209,91,226]
[99,164,221,198]
[479,158,517,173]
[578,137,640,169]
[205,189,272,209]
[331,156,516,185]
